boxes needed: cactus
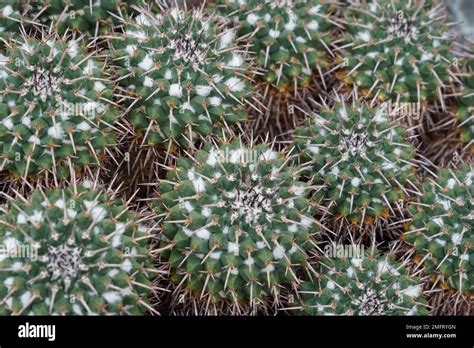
[338,0,456,105]
[154,139,317,307]
[294,101,417,225]
[0,0,150,36]
[404,165,473,294]
[0,182,156,315]
[294,248,429,315]
[110,6,251,147]
[215,0,335,92]
[0,32,119,181]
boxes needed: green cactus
[295,248,429,315]
[111,6,251,147]
[338,0,456,104]
[154,140,317,306]
[0,33,119,180]
[0,0,149,35]
[215,0,334,91]
[0,182,156,315]
[294,101,417,225]
[404,165,473,294]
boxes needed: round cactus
[338,0,456,104]
[0,182,156,315]
[215,0,335,91]
[294,101,417,225]
[404,165,473,294]
[111,6,251,146]
[0,0,150,35]
[295,248,429,315]
[154,140,317,306]
[0,33,119,180]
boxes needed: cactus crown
[294,101,416,224]
[405,165,473,294]
[216,0,334,91]
[340,0,455,103]
[155,140,316,305]
[296,248,428,315]
[0,182,155,315]
[0,33,119,180]
[111,6,251,146]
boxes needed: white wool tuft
[209,96,222,106]
[351,177,361,187]
[356,31,371,42]
[451,233,462,245]
[121,259,132,272]
[3,5,14,17]
[195,85,213,97]
[307,20,319,31]
[196,228,211,240]
[247,13,260,26]
[272,245,285,259]
[143,76,154,87]
[125,44,137,56]
[102,291,122,304]
[228,242,239,255]
[225,77,245,92]
[269,29,280,38]
[227,54,244,68]
[94,81,106,92]
[219,30,235,49]
[138,55,154,71]
[3,118,13,130]
[169,83,183,98]
[400,285,421,298]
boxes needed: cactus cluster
[338,0,456,105]
[294,101,417,225]
[0,33,119,180]
[0,182,155,315]
[295,249,429,315]
[404,165,473,294]
[155,140,316,305]
[111,6,251,146]
[215,0,334,91]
